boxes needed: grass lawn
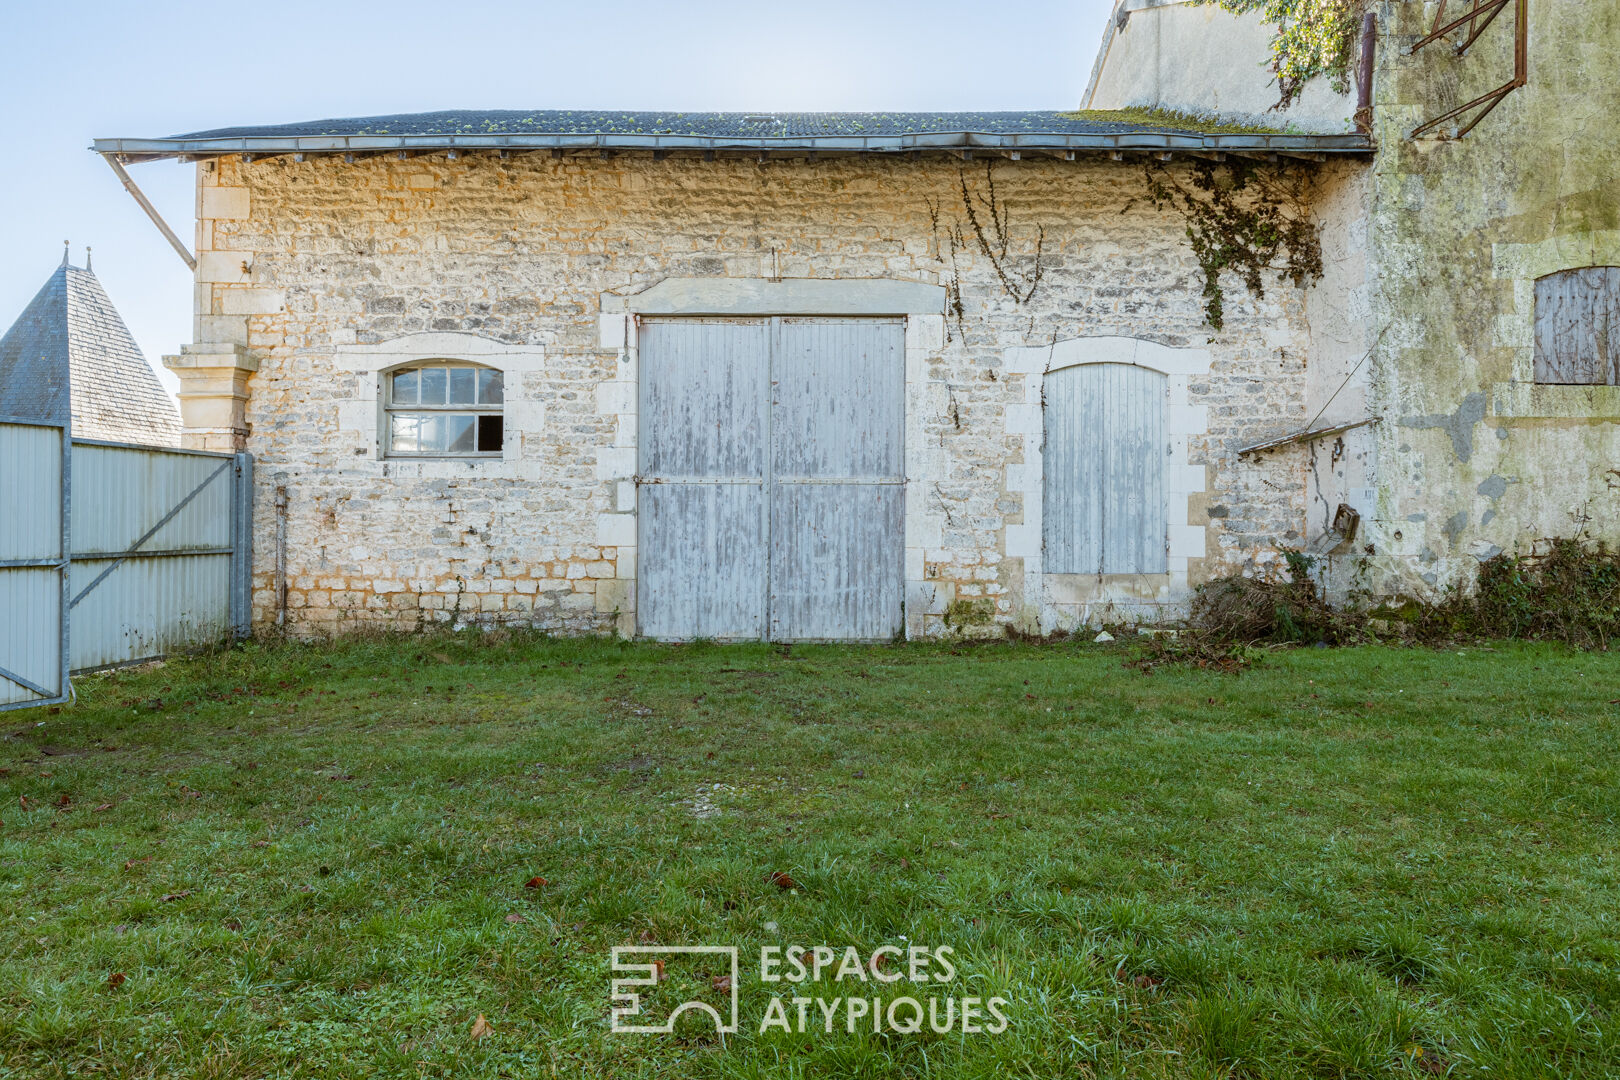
[1,636,1617,1078]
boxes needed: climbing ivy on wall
[1195,0,1364,107]
[1138,159,1323,331]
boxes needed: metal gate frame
[66,440,253,673]
[0,414,70,712]
[0,424,254,706]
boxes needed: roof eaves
[92,129,1373,161]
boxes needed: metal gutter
[92,128,1373,162]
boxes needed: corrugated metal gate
[69,440,252,672]
[637,317,904,641]
[0,418,251,712]
[0,418,70,710]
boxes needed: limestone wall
[187,152,1328,636]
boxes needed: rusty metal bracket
[102,154,197,270]
[1236,417,1381,457]
[1409,0,1528,140]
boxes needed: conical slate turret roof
[0,257,180,445]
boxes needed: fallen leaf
[1133,974,1163,989]
[18,795,28,810]
[469,1014,491,1039]
[899,858,910,870]
[869,952,890,977]
[106,972,126,990]
[252,840,270,848]
[638,929,656,944]
[768,870,798,890]
[93,803,113,813]
[505,913,525,924]
[54,793,71,809]
[653,959,667,982]
[159,890,193,902]
[1410,1047,1449,1074]
[712,975,732,992]
[524,876,548,889]
[122,857,150,871]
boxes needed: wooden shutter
[1044,364,1167,575]
[1534,267,1620,385]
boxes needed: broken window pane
[477,414,504,452]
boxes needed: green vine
[1195,0,1364,108]
[1138,159,1323,330]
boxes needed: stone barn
[88,4,1620,643]
[96,109,1378,640]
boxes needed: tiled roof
[170,110,1258,139]
[0,261,181,446]
[94,109,1371,160]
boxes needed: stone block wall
[184,151,1326,636]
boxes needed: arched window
[1043,363,1167,575]
[385,360,504,456]
[1535,267,1619,385]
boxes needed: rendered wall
[1337,0,1620,600]
[1083,0,1358,133]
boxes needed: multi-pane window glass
[386,362,504,455]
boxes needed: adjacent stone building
[1085,0,1620,603]
[89,0,1619,638]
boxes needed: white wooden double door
[636,317,905,641]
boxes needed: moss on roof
[1058,108,1287,136]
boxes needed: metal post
[230,453,254,639]
[273,484,288,628]
[1355,13,1378,133]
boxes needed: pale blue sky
[1,1,1115,397]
